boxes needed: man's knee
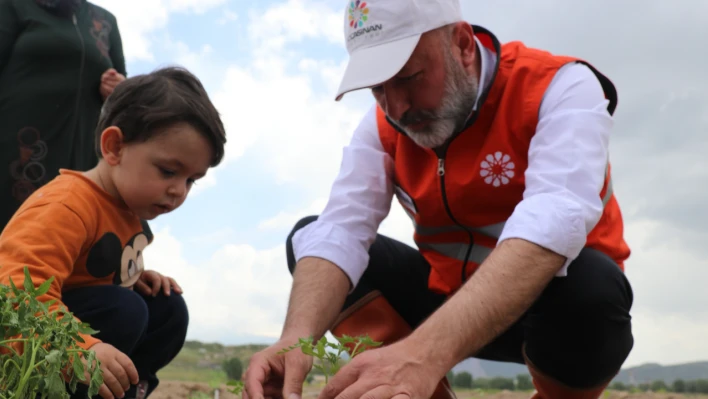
[285,215,319,274]
[554,247,634,323]
[524,248,634,387]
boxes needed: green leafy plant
[226,335,381,396]
[277,335,381,383]
[1,266,103,398]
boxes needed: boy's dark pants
[287,215,634,390]
[62,285,189,398]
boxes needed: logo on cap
[348,1,369,29]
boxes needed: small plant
[277,335,382,383]
[1,266,103,398]
[226,335,381,396]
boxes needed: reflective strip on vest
[602,175,613,207]
[416,241,493,265]
[399,162,615,267]
[401,209,506,239]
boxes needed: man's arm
[283,104,395,339]
[405,61,614,374]
[280,257,351,341]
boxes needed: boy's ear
[100,126,125,165]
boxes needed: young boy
[0,66,226,399]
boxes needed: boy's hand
[87,343,139,399]
[135,270,183,297]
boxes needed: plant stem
[14,337,38,398]
[0,338,28,346]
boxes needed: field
[149,342,708,399]
[149,381,708,399]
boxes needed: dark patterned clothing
[0,0,125,231]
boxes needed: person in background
[0,0,126,231]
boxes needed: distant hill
[160,340,708,386]
[613,362,708,385]
[452,357,708,385]
[453,358,529,379]
[157,340,269,382]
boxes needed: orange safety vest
[377,26,631,296]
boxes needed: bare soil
[149,381,708,399]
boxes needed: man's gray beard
[396,50,479,149]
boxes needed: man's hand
[318,340,440,399]
[100,68,126,100]
[243,337,313,399]
[135,270,183,297]
[85,343,139,399]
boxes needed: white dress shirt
[292,39,613,289]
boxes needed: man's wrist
[402,328,457,379]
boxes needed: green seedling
[278,335,382,383]
[226,335,381,396]
[1,266,103,398]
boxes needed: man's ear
[452,22,476,70]
[100,126,125,166]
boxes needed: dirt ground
[149,381,708,399]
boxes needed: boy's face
[108,122,212,220]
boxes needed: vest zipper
[434,105,487,287]
[435,150,475,286]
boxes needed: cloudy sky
[91,0,705,368]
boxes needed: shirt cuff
[292,221,369,291]
[497,193,587,276]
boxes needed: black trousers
[62,285,189,398]
[286,215,634,389]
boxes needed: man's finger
[357,385,400,399]
[318,363,360,399]
[244,361,268,399]
[282,353,309,399]
[264,385,285,398]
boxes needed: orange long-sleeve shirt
[0,169,153,349]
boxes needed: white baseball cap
[335,0,463,101]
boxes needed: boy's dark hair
[95,66,226,166]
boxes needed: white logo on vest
[480,151,515,187]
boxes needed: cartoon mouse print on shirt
[85,221,153,287]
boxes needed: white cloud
[218,9,239,25]
[258,198,328,231]
[143,226,292,342]
[209,6,366,190]
[91,0,227,62]
[247,0,343,53]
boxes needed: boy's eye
[159,167,175,177]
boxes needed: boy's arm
[0,202,101,349]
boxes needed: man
[244,0,634,398]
